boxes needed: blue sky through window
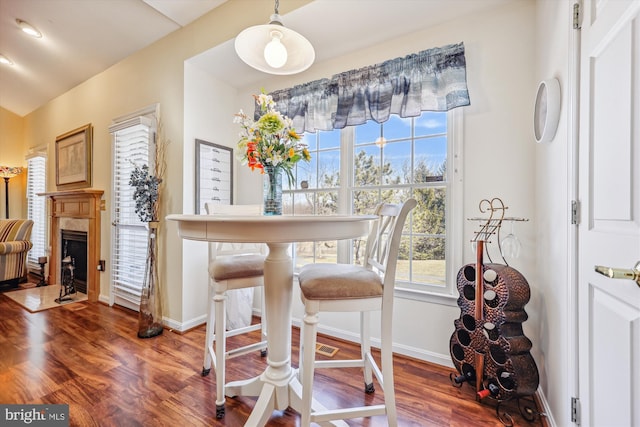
[295,111,448,189]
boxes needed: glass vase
[263,165,282,215]
[138,221,163,338]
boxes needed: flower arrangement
[129,164,161,223]
[235,92,311,185]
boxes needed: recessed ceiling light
[0,54,14,65]
[16,19,42,38]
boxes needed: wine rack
[449,198,540,426]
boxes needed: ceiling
[0,0,513,117]
[0,0,227,117]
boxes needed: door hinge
[571,200,580,225]
[571,396,581,424]
[573,3,582,29]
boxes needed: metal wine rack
[449,198,541,426]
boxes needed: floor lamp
[0,166,24,219]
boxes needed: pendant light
[234,0,315,75]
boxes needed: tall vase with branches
[130,134,167,338]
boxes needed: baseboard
[167,313,453,368]
[163,314,207,333]
[535,387,555,427]
[289,317,454,368]
[109,305,458,373]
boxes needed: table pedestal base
[226,242,351,426]
[226,371,349,427]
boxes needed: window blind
[26,155,46,271]
[109,117,155,310]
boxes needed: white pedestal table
[166,213,375,426]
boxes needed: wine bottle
[452,374,466,384]
[483,322,499,341]
[484,289,500,308]
[476,381,500,399]
[453,364,476,385]
[498,370,516,390]
[453,371,474,384]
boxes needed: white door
[578,1,640,426]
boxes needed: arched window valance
[261,42,470,133]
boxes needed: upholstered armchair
[0,219,34,286]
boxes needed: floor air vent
[316,343,339,357]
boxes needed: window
[109,107,157,310]
[284,110,462,300]
[25,153,46,272]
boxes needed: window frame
[285,109,463,305]
[108,104,158,311]
[394,108,463,306]
[25,150,47,273]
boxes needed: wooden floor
[0,293,546,426]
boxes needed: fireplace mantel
[40,189,104,302]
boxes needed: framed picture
[195,139,233,214]
[55,124,93,190]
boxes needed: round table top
[166,213,376,244]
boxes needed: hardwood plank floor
[0,294,546,426]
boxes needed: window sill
[395,286,459,307]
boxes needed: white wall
[180,63,240,330]
[535,1,573,425]
[183,0,540,370]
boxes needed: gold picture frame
[55,124,93,190]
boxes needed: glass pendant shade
[235,15,314,75]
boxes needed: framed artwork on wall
[195,139,233,214]
[55,124,93,190]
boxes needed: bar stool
[297,199,417,426]
[201,203,267,419]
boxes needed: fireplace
[40,189,104,302]
[61,229,88,294]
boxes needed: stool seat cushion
[209,254,265,281]
[299,263,383,300]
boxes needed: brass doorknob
[594,261,640,287]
